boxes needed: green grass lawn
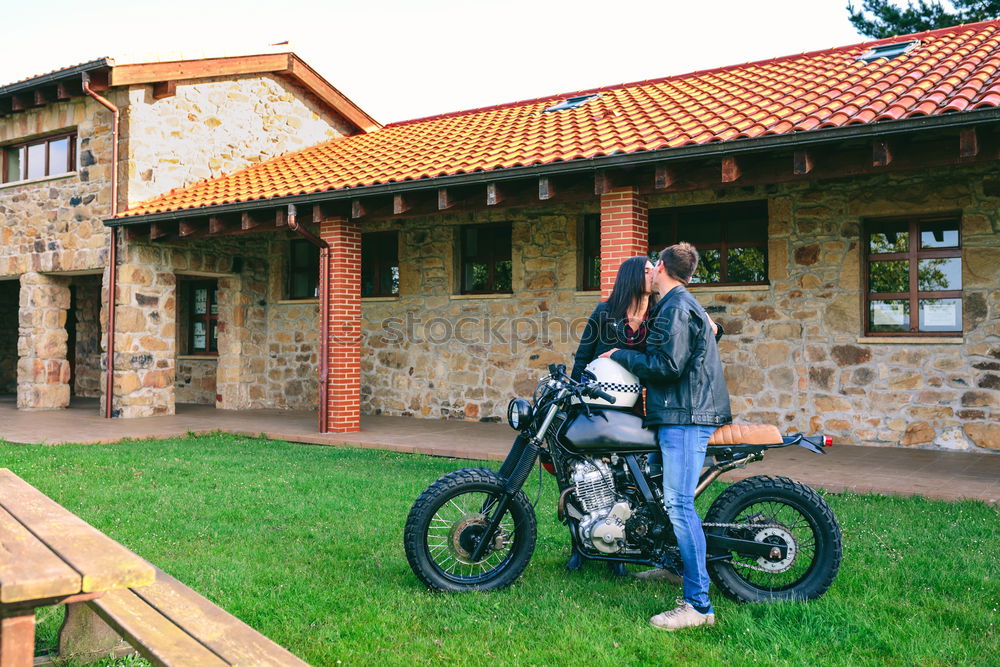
[2,433,997,666]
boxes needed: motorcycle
[404,363,842,603]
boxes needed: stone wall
[356,166,999,453]
[123,74,354,207]
[0,96,117,279]
[360,205,594,421]
[0,280,18,394]
[71,276,103,398]
[176,358,217,405]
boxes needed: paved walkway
[1,396,997,503]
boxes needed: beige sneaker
[632,568,683,585]
[649,600,715,631]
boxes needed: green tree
[847,0,1000,38]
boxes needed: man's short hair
[659,242,699,284]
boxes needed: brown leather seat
[708,423,783,446]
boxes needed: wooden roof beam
[793,151,814,175]
[960,127,979,158]
[721,156,741,183]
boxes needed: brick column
[16,272,71,410]
[599,187,649,300]
[319,217,361,433]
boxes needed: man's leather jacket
[611,285,732,428]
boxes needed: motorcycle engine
[570,458,633,554]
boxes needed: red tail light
[823,436,833,447]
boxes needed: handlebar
[546,363,617,404]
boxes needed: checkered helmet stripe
[596,382,642,393]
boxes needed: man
[600,241,731,631]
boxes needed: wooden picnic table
[0,468,155,667]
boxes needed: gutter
[286,205,330,433]
[82,72,120,419]
[104,105,1000,226]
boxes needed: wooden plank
[109,54,289,86]
[0,612,36,667]
[0,470,154,595]
[0,506,80,604]
[134,568,310,666]
[89,590,226,667]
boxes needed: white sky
[2,0,875,124]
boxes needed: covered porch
[1,395,996,503]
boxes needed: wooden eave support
[721,156,741,183]
[393,194,410,215]
[55,81,78,100]
[873,140,892,167]
[594,170,614,195]
[10,94,28,112]
[275,207,289,228]
[793,151,813,175]
[149,222,177,241]
[152,80,177,100]
[179,220,203,238]
[538,177,555,200]
[208,216,229,235]
[437,188,452,210]
[33,88,55,106]
[486,183,503,206]
[241,212,264,231]
[351,199,366,219]
[960,127,979,158]
[654,165,677,189]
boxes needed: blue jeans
[658,424,715,612]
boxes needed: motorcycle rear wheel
[404,467,537,592]
[704,475,842,602]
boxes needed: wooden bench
[60,567,311,666]
[0,469,309,666]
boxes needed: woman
[566,256,653,575]
[571,256,654,384]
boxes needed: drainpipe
[287,204,330,433]
[82,72,120,419]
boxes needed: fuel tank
[559,408,658,452]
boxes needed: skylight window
[858,40,920,63]
[543,94,601,113]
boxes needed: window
[362,231,399,297]
[460,223,512,294]
[864,214,962,336]
[580,214,601,291]
[185,280,219,355]
[288,239,319,299]
[2,132,76,184]
[648,201,768,285]
[858,40,919,63]
[543,94,601,113]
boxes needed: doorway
[0,280,18,397]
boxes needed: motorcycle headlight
[507,398,533,431]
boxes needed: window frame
[361,231,400,298]
[2,131,77,184]
[184,279,219,356]
[862,213,963,337]
[459,223,513,295]
[648,201,769,286]
[579,213,601,292]
[287,239,320,300]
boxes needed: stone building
[0,50,378,415]
[9,26,1000,454]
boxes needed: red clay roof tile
[122,21,1000,218]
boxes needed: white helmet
[579,357,641,408]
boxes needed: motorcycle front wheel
[404,467,537,592]
[704,474,842,602]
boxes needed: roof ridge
[386,20,999,129]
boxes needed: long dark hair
[606,256,649,320]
